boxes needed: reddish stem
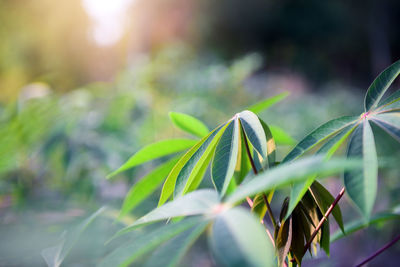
[355,233,400,267]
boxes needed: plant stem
[240,125,278,228]
[303,187,346,254]
[355,233,400,267]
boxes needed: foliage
[40,60,400,266]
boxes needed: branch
[355,233,400,267]
[303,187,346,254]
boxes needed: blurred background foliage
[0,0,399,266]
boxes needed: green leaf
[372,114,400,142]
[276,216,292,267]
[210,208,275,267]
[376,100,400,113]
[212,118,239,196]
[283,116,359,163]
[239,110,268,159]
[365,59,400,111]
[119,157,180,218]
[320,219,330,256]
[344,120,378,219]
[99,217,205,267]
[174,123,229,197]
[330,211,400,243]
[259,118,277,166]
[309,181,344,232]
[41,207,106,267]
[158,124,224,205]
[117,190,219,236]
[107,139,197,178]
[286,123,358,219]
[143,222,208,267]
[227,156,362,205]
[169,112,209,138]
[247,92,289,114]
[269,125,296,146]
[378,90,400,107]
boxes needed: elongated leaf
[269,125,296,146]
[174,123,229,197]
[331,211,400,242]
[42,207,106,267]
[99,217,204,267]
[210,208,274,267]
[119,157,180,218]
[310,181,344,232]
[378,90,400,107]
[143,222,208,267]
[283,116,359,163]
[247,92,289,114]
[376,100,400,113]
[320,219,330,256]
[227,156,362,205]
[159,124,224,205]
[286,123,358,219]
[234,130,251,184]
[169,112,209,138]
[212,118,239,195]
[107,139,197,178]
[344,120,378,219]
[276,216,292,267]
[118,190,219,235]
[365,59,400,111]
[239,110,268,159]
[259,119,277,166]
[372,118,400,143]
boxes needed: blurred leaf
[372,113,400,142]
[159,124,224,205]
[269,125,296,146]
[143,222,208,267]
[174,123,228,197]
[100,217,205,267]
[331,211,400,242]
[283,116,359,163]
[310,181,344,232]
[117,190,219,236]
[210,208,274,267]
[247,92,289,114]
[239,110,267,159]
[276,216,292,267]
[41,207,106,267]
[227,156,362,205]
[364,59,400,111]
[212,118,239,195]
[169,111,209,138]
[259,118,276,166]
[344,121,377,219]
[107,139,197,178]
[119,157,180,218]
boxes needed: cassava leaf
[365,59,400,111]
[169,112,209,138]
[227,156,362,205]
[283,116,359,163]
[107,139,197,178]
[378,90,400,107]
[210,208,275,267]
[344,120,378,219]
[276,216,292,267]
[119,157,180,218]
[174,122,229,197]
[99,217,205,267]
[238,110,268,159]
[259,119,277,166]
[158,124,224,205]
[212,118,239,196]
[372,117,400,143]
[143,222,208,267]
[41,207,106,267]
[117,189,219,236]
[247,92,289,114]
[320,219,330,256]
[269,125,296,146]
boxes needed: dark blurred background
[0,0,399,266]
